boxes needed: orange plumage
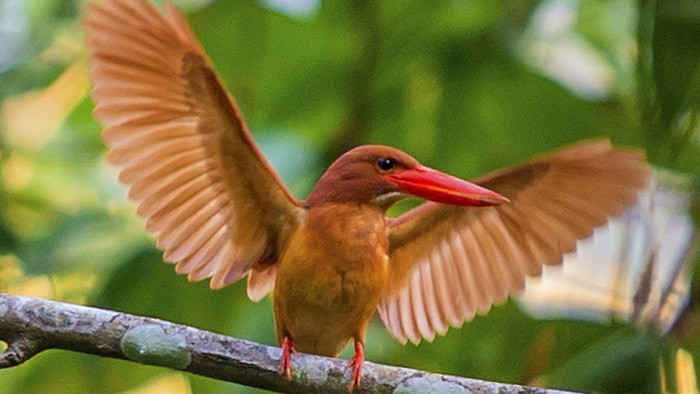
[84,0,652,391]
[275,203,389,356]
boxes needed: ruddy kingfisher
[85,0,651,391]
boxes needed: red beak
[385,165,510,207]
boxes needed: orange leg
[279,335,295,381]
[348,341,364,392]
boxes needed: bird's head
[306,145,509,209]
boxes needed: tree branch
[0,293,576,393]
[0,336,42,368]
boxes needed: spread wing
[379,140,651,344]
[85,0,302,296]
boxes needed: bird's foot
[347,341,364,392]
[279,335,295,381]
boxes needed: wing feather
[449,235,477,320]
[397,282,417,345]
[409,267,432,342]
[439,240,468,324]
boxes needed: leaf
[652,0,700,130]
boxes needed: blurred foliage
[1,0,699,393]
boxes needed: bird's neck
[303,203,389,250]
[306,202,386,223]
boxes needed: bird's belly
[274,249,389,356]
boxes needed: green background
[1,0,699,393]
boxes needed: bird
[84,0,651,391]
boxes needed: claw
[347,341,364,392]
[279,335,295,381]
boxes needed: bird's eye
[377,158,395,171]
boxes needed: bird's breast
[279,204,389,304]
